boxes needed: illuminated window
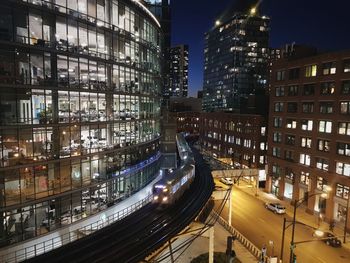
[340,101,350,114]
[338,122,350,135]
[322,62,336,75]
[299,153,311,166]
[320,82,335,95]
[301,137,312,148]
[336,162,350,176]
[301,120,313,131]
[343,59,350,73]
[305,65,317,77]
[300,171,310,186]
[319,120,332,133]
[286,119,297,129]
[336,184,349,199]
[317,177,328,190]
[317,139,330,152]
[337,142,350,156]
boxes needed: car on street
[265,203,286,214]
[220,177,234,185]
[323,232,342,247]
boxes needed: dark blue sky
[171,0,350,97]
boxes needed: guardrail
[1,194,153,263]
[212,210,269,262]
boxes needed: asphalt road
[214,183,350,263]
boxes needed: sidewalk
[157,221,257,263]
[236,181,350,251]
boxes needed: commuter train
[152,133,196,205]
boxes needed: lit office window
[305,64,317,77]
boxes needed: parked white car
[220,177,234,185]
[265,203,286,214]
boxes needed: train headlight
[162,196,168,202]
[153,195,159,200]
[163,188,168,192]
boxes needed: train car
[152,133,196,205]
[152,162,195,205]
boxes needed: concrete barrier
[211,210,269,262]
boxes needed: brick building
[200,112,267,170]
[267,49,350,231]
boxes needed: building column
[292,176,300,202]
[306,176,317,215]
[265,173,272,193]
[324,182,336,223]
[278,176,285,200]
[325,194,334,223]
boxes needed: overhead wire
[154,186,232,262]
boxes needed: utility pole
[280,217,286,262]
[344,194,350,243]
[228,185,232,226]
[255,172,259,197]
[168,240,175,263]
[209,225,214,263]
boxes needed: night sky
[171,0,350,97]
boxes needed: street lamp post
[280,217,286,262]
[229,184,232,226]
[288,188,331,263]
[344,194,350,243]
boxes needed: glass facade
[169,44,188,97]
[202,11,269,112]
[0,0,162,247]
[144,0,171,102]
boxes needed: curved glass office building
[0,0,161,246]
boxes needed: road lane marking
[316,257,328,263]
[258,218,265,223]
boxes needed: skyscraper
[0,0,162,247]
[202,0,269,112]
[144,0,172,103]
[169,44,189,97]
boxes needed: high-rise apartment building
[267,48,350,232]
[0,0,162,247]
[169,44,189,97]
[202,1,269,112]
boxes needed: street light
[280,216,325,262]
[288,188,331,263]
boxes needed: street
[214,182,350,263]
